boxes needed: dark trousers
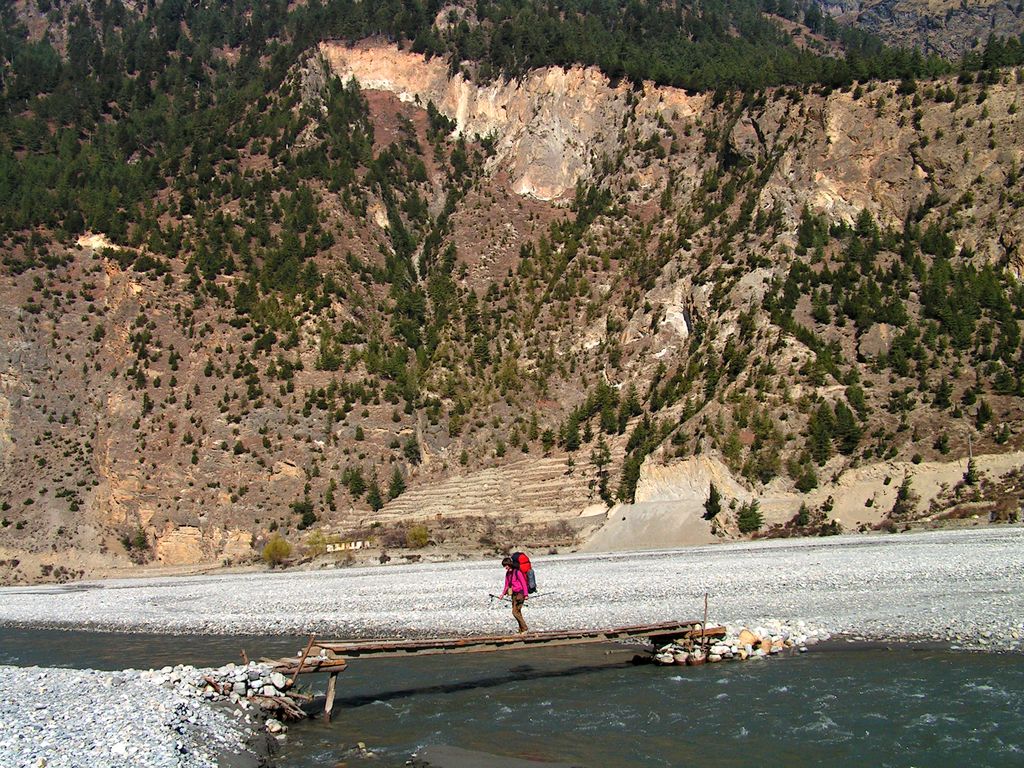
[511,591,528,633]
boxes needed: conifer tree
[590,435,612,504]
[367,473,384,511]
[388,466,406,500]
[703,482,722,520]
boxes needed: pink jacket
[504,569,528,596]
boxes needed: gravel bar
[0,665,268,768]
[1,527,1022,651]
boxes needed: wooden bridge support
[324,671,339,722]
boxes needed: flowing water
[2,628,1022,767]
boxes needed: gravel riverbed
[1,527,1022,768]
[1,528,1022,649]
[0,665,269,768]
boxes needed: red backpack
[510,551,537,594]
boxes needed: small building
[325,539,370,553]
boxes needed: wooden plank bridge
[266,619,724,721]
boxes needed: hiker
[500,556,529,633]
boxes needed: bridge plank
[307,619,710,660]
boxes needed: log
[249,694,307,721]
[287,634,317,688]
[272,657,348,675]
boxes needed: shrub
[291,498,316,529]
[305,530,327,557]
[406,524,430,549]
[132,528,149,550]
[262,535,292,567]
[120,527,149,551]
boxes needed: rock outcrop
[821,0,1024,60]
[319,43,707,200]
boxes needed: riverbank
[1,528,1022,767]
[1,527,1022,650]
[0,664,274,768]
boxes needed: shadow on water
[328,658,638,709]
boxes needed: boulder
[737,629,759,647]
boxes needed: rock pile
[653,620,830,665]
[139,660,307,736]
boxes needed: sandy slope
[582,451,1024,551]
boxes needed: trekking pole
[702,590,710,655]
[488,592,555,602]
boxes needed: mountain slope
[1,3,1023,582]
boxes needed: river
[1,627,1021,767]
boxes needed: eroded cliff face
[320,42,706,200]
[154,524,253,566]
[323,42,1023,259]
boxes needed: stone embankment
[0,658,327,768]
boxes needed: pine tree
[963,458,979,486]
[737,500,763,533]
[403,436,422,465]
[703,482,722,520]
[808,403,835,465]
[833,400,861,455]
[975,399,993,429]
[563,411,581,451]
[590,435,612,504]
[890,474,918,518]
[388,466,406,500]
[933,379,953,410]
[367,473,384,511]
